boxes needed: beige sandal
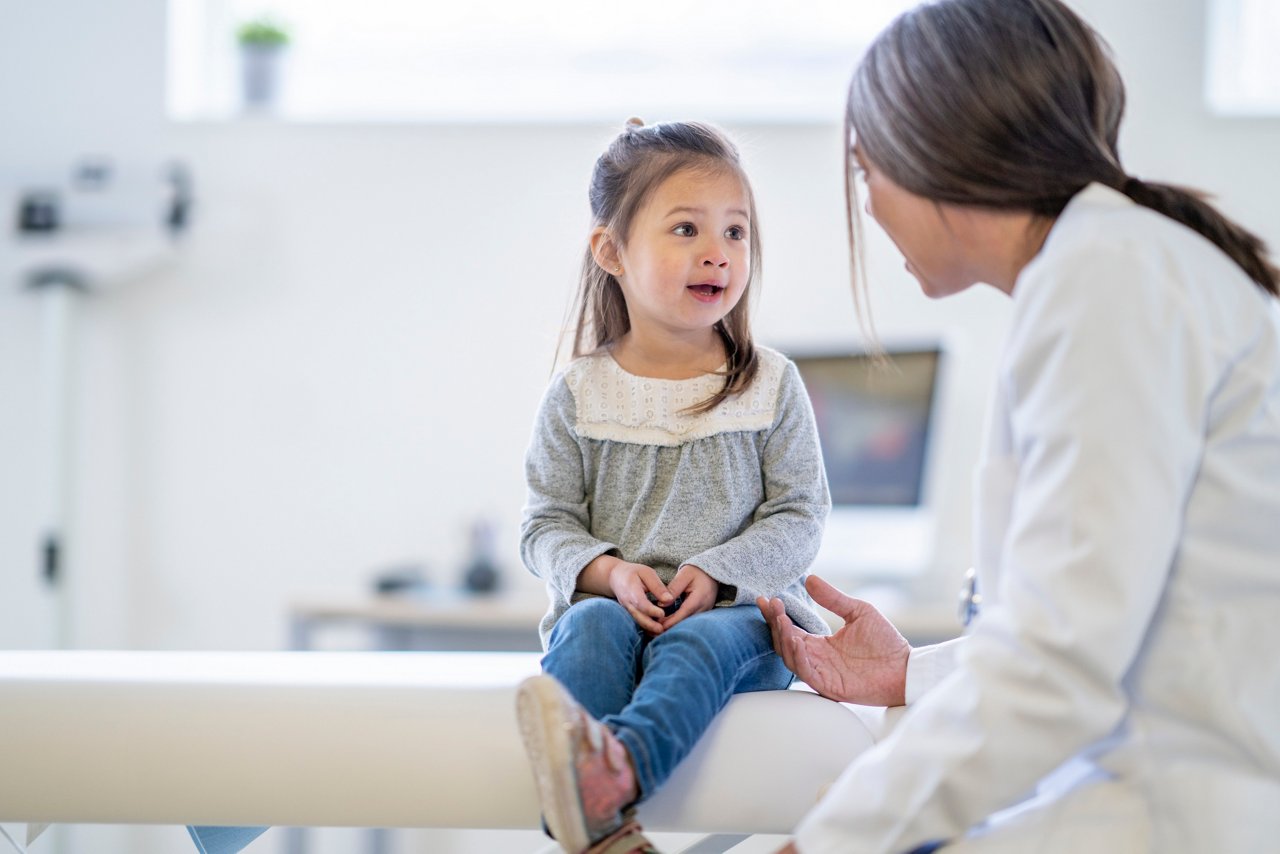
[517,675,643,853]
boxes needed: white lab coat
[795,184,1280,853]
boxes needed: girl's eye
[726,225,747,241]
[673,223,695,237]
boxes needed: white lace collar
[564,347,787,446]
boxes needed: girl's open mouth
[687,284,726,298]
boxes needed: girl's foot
[517,674,643,853]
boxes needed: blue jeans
[542,599,793,801]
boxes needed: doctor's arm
[790,250,1210,854]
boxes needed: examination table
[0,651,895,844]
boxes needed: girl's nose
[701,240,730,267]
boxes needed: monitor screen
[792,348,941,508]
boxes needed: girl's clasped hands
[584,554,720,634]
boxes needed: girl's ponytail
[1117,177,1279,297]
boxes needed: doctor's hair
[564,118,762,414]
[843,0,1278,299]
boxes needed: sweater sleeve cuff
[904,636,966,704]
[558,543,620,598]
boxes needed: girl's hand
[605,560,673,634]
[660,564,719,630]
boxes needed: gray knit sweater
[520,345,832,649]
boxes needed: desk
[288,588,962,653]
[289,591,546,652]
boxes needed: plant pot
[240,44,285,110]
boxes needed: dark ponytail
[847,0,1278,300]
[1117,176,1278,296]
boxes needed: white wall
[1,0,1278,848]
[4,0,1280,650]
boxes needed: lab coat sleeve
[793,244,1211,853]
[519,377,619,601]
[904,637,966,705]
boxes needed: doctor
[758,0,1280,852]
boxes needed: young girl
[516,119,832,854]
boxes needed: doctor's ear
[591,228,623,277]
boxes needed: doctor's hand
[757,575,910,706]
[659,563,718,631]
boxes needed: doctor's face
[853,146,976,299]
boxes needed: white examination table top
[0,651,893,832]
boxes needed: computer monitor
[790,345,944,581]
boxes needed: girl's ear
[590,227,623,276]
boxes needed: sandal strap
[593,828,659,854]
[587,820,661,854]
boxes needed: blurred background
[1,1,1277,852]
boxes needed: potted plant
[237,17,290,110]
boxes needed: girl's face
[610,167,751,340]
[854,145,976,299]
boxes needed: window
[167,0,916,122]
[1206,0,1280,115]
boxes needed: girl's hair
[844,0,1278,304]
[567,119,762,414]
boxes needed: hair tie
[624,116,645,131]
